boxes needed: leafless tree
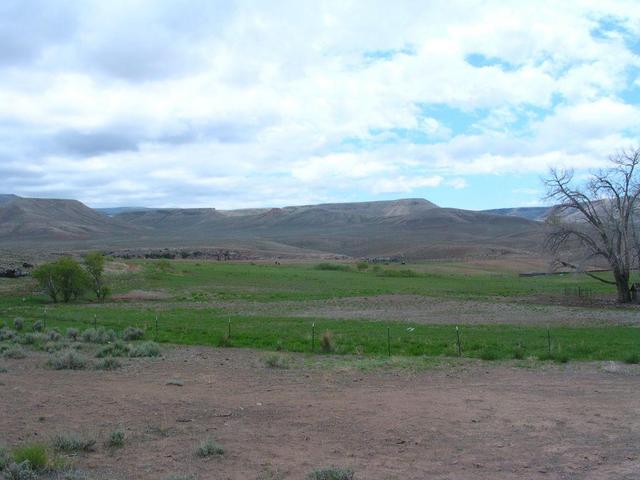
[544,147,640,303]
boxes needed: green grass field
[1,259,638,362]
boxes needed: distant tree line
[33,252,110,303]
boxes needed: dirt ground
[1,347,640,480]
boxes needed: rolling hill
[0,195,548,259]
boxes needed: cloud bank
[1,0,639,208]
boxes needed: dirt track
[1,347,640,480]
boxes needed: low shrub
[65,328,79,341]
[32,321,43,333]
[306,467,354,480]
[2,347,26,359]
[0,445,9,470]
[80,328,116,344]
[52,432,96,453]
[11,444,47,471]
[2,461,36,480]
[355,261,369,271]
[624,353,640,365]
[0,328,16,342]
[45,330,62,342]
[128,342,160,358]
[314,263,351,272]
[12,319,23,332]
[47,351,87,370]
[512,347,525,360]
[122,327,144,341]
[320,331,334,353]
[216,336,232,348]
[195,437,224,457]
[95,341,130,358]
[94,358,122,371]
[263,353,290,369]
[107,428,125,448]
[18,333,39,346]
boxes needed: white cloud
[0,0,640,207]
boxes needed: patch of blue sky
[591,15,640,54]
[362,45,416,62]
[465,53,518,71]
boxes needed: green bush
[12,319,23,332]
[33,257,88,303]
[195,437,224,458]
[624,353,640,364]
[45,330,62,342]
[12,444,47,471]
[306,467,354,480]
[356,261,369,271]
[83,252,110,301]
[32,321,43,333]
[46,351,87,370]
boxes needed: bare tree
[544,147,640,303]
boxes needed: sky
[1,0,640,210]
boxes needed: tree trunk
[614,269,631,303]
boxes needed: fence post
[43,308,47,330]
[456,326,462,357]
[387,326,391,357]
[93,314,97,329]
[228,317,231,339]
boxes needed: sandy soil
[1,347,640,480]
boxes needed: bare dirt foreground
[1,347,640,480]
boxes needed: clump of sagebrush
[94,357,122,371]
[12,318,24,332]
[12,443,48,471]
[122,327,144,341]
[2,346,26,359]
[0,327,16,342]
[80,328,116,344]
[18,333,40,346]
[52,432,96,454]
[263,353,290,369]
[45,329,62,342]
[95,341,130,358]
[306,467,354,480]
[106,427,125,449]
[47,350,87,370]
[320,331,334,353]
[65,328,79,341]
[195,437,224,458]
[128,342,160,358]
[2,461,36,480]
[32,321,43,333]
[0,444,9,470]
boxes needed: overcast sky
[1,0,640,209]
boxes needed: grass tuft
[624,353,640,364]
[306,467,355,480]
[263,353,290,369]
[195,437,224,458]
[52,432,96,453]
[106,428,125,449]
[12,444,48,471]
